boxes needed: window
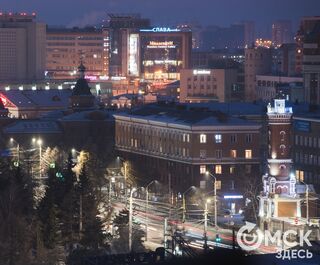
[246,134,252,143]
[230,134,237,143]
[245,150,252,159]
[200,134,207,143]
[230,150,237,158]
[200,149,206,159]
[231,180,235,190]
[215,165,222,174]
[216,150,222,159]
[296,170,304,182]
[230,166,236,174]
[200,165,206,174]
[215,134,222,143]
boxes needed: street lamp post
[10,138,20,164]
[33,138,42,179]
[204,198,211,252]
[300,180,309,225]
[145,180,158,242]
[206,171,218,229]
[129,188,136,253]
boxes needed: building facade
[114,104,262,210]
[272,20,292,47]
[293,115,320,192]
[46,27,109,80]
[130,28,192,81]
[244,47,272,101]
[180,69,238,103]
[0,13,46,82]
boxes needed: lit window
[245,150,252,159]
[200,134,207,143]
[215,165,222,174]
[295,170,304,182]
[230,166,236,174]
[230,150,237,158]
[200,165,206,174]
[215,134,222,143]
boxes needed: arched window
[280,144,286,155]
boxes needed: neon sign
[140,27,180,33]
[147,41,176,49]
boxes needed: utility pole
[214,180,217,229]
[108,179,112,209]
[306,184,309,225]
[129,188,136,253]
[145,188,149,241]
[39,142,42,179]
[164,218,168,251]
[182,194,186,223]
[204,199,210,252]
[124,162,128,202]
[79,194,83,239]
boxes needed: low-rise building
[115,103,262,210]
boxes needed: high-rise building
[296,17,320,105]
[0,12,46,82]
[46,27,109,80]
[244,47,272,101]
[272,20,293,47]
[135,27,192,81]
[106,14,150,77]
[242,21,255,47]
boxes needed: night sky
[2,0,320,36]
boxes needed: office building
[0,12,46,82]
[244,47,272,101]
[180,69,238,103]
[106,14,150,77]
[46,27,109,80]
[297,17,320,105]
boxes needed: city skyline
[2,0,320,35]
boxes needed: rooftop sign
[140,27,180,33]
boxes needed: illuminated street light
[182,186,196,223]
[205,171,218,229]
[145,180,159,241]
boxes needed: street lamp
[145,180,158,241]
[32,138,42,179]
[182,186,196,223]
[204,198,211,252]
[205,171,218,229]
[10,138,20,164]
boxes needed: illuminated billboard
[128,34,139,77]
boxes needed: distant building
[0,13,46,82]
[115,103,262,210]
[272,20,293,47]
[106,14,150,77]
[180,69,238,103]
[279,43,297,77]
[244,47,272,101]
[46,27,109,80]
[242,21,255,47]
[297,17,320,105]
[256,75,303,102]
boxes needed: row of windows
[200,133,252,144]
[200,149,252,159]
[188,76,217,82]
[295,135,320,148]
[187,84,217,90]
[200,164,252,175]
[295,152,320,166]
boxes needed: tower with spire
[258,98,306,230]
[69,62,96,111]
